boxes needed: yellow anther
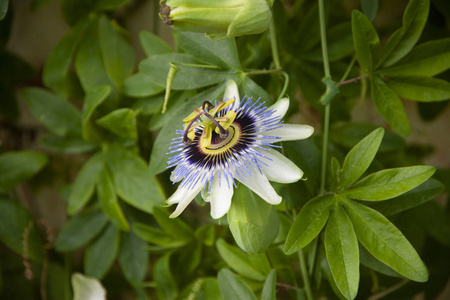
[183,108,202,123]
[215,110,236,134]
[209,98,235,117]
[201,124,213,148]
[187,129,195,141]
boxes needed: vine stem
[299,249,314,300]
[337,73,367,86]
[269,17,281,69]
[318,0,331,195]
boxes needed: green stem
[318,0,331,195]
[269,17,281,69]
[299,249,314,300]
[278,71,289,100]
[245,67,283,76]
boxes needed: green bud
[160,0,274,39]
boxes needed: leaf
[370,76,410,136]
[174,30,241,70]
[195,225,215,246]
[43,19,88,95]
[71,273,106,300]
[381,38,450,76]
[96,108,137,141]
[340,128,384,189]
[217,269,257,300]
[241,75,273,105]
[75,18,117,97]
[329,122,405,152]
[84,223,120,279]
[0,0,7,20]
[228,185,279,254]
[39,135,96,154]
[0,151,47,190]
[367,178,445,216]
[67,152,104,215]
[261,270,277,300]
[361,0,378,21]
[154,254,178,300]
[61,0,131,25]
[379,0,430,67]
[297,3,322,51]
[351,10,381,73]
[216,239,271,281]
[132,222,184,247]
[386,76,450,102]
[54,208,108,252]
[123,72,164,98]
[0,198,44,262]
[152,207,194,240]
[105,146,165,213]
[98,15,135,91]
[139,30,172,57]
[284,195,333,255]
[359,246,401,278]
[343,200,428,282]
[97,168,129,230]
[341,166,435,201]
[118,230,148,285]
[22,87,81,137]
[149,82,227,175]
[81,85,111,143]
[325,205,359,300]
[139,53,236,90]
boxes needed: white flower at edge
[166,80,314,219]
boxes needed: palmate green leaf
[0,198,44,262]
[195,225,215,246]
[341,166,435,201]
[139,31,173,57]
[61,0,131,25]
[123,72,164,98]
[98,15,135,91]
[40,135,96,154]
[361,0,378,21]
[381,38,450,76]
[174,30,241,70]
[0,0,8,20]
[351,10,381,73]
[241,75,273,105]
[54,208,108,252]
[343,200,428,282]
[0,151,47,191]
[379,0,430,68]
[261,270,277,300]
[75,17,117,98]
[228,185,279,254]
[132,222,186,248]
[370,76,410,136]
[84,223,120,279]
[325,204,359,300]
[43,19,88,96]
[139,53,238,90]
[217,269,257,300]
[386,76,450,102]
[96,108,137,141]
[105,146,165,213]
[22,88,81,137]
[81,85,111,144]
[359,245,401,278]
[67,152,104,215]
[97,168,129,231]
[118,230,148,285]
[367,178,444,216]
[339,128,384,189]
[149,82,227,175]
[216,239,271,281]
[329,122,405,152]
[284,195,334,255]
[154,254,178,300]
[297,3,322,52]
[152,207,194,241]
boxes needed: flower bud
[159,0,274,39]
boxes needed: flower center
[201,123,240,155]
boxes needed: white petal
[167,181,204,218]
[72,273,106,300]
[223,80,240,109]
[236,168,282,205]
[258,149,303,183]
[208,174,234,219]
[266,97,289,119]
[264,124,314,142]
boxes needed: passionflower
[159,0,274,40]
[166,80,314,219]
